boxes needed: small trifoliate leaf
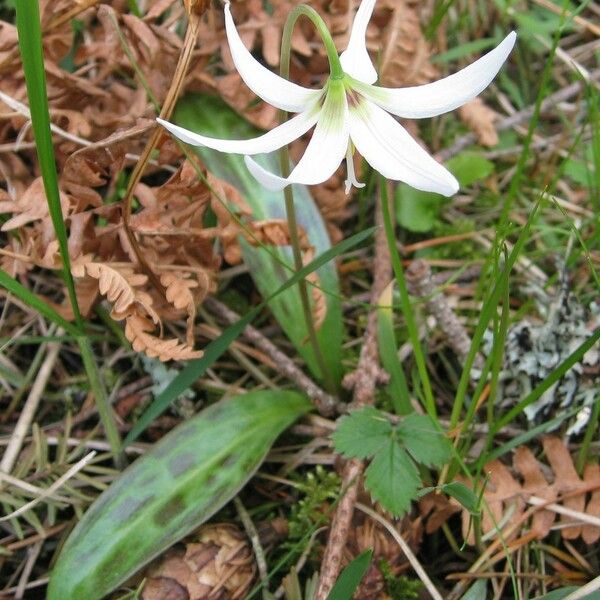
[364,440,420,516]
[332,407,393,459]
[397,414,452,468]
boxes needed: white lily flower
[158,0,516,196]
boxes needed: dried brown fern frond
[160,271,199,347]
[74,262,148,315]
[421,437,600,545]
[125,313,203,362]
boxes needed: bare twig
[203,296,338,416]
[315,188,392,600]
[234,497,270,596]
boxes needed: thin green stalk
[14,0,123,464]
[281,5,343,80]
[379,177,436,417]
[277,7,338,391]
[79,337,125,468]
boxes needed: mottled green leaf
[47,391,310,600]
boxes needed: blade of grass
[449,201,540,431]
[15,0,81,326]
[0,269,80,337]
[14,2,123,464]
[380,177,436,417]
[123,226,377,446]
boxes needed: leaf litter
[0,0,599,598]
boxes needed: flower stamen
[344,143,365,194]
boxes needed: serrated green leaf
[397,413,452,468]
[364,440,420,516]
[332,407,393,459]
[47,391,310,600]
[326,549,372,600]
[446,152,495,187]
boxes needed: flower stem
[281,5,344,80]
[277,9,337,392]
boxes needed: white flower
[158,0,515,196]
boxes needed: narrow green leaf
[397,413,452,468]
[332,407,393,459]
[326,549,373,600]
[15,0,81,324]
[441,482,480,514]
[48,391,311,600]
[376,282,411,414]
[364,440,420,517]
[0,269,80,337]
[124,226,376,446]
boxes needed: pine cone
[141,524,256,600]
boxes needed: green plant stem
[277,7,337,392]
[78,337,125,468]
[379,177,436,417]
[281,5,343,79]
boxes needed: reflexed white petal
[157,107,319,155]
[224,2,320,112]
[352,31,516,118]
[245,86,350,191]
[339,0,378,84]
[349,100,459,196]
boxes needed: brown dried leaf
[125,313,203,362]
[78,262,148,314]
[160,271,198,347]
[428,437,600,545]
[458,98,499,147]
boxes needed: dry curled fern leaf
[74,261,147,314]
[160,271,198,348]
[421,436,600,545]
[125,313,203,362]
